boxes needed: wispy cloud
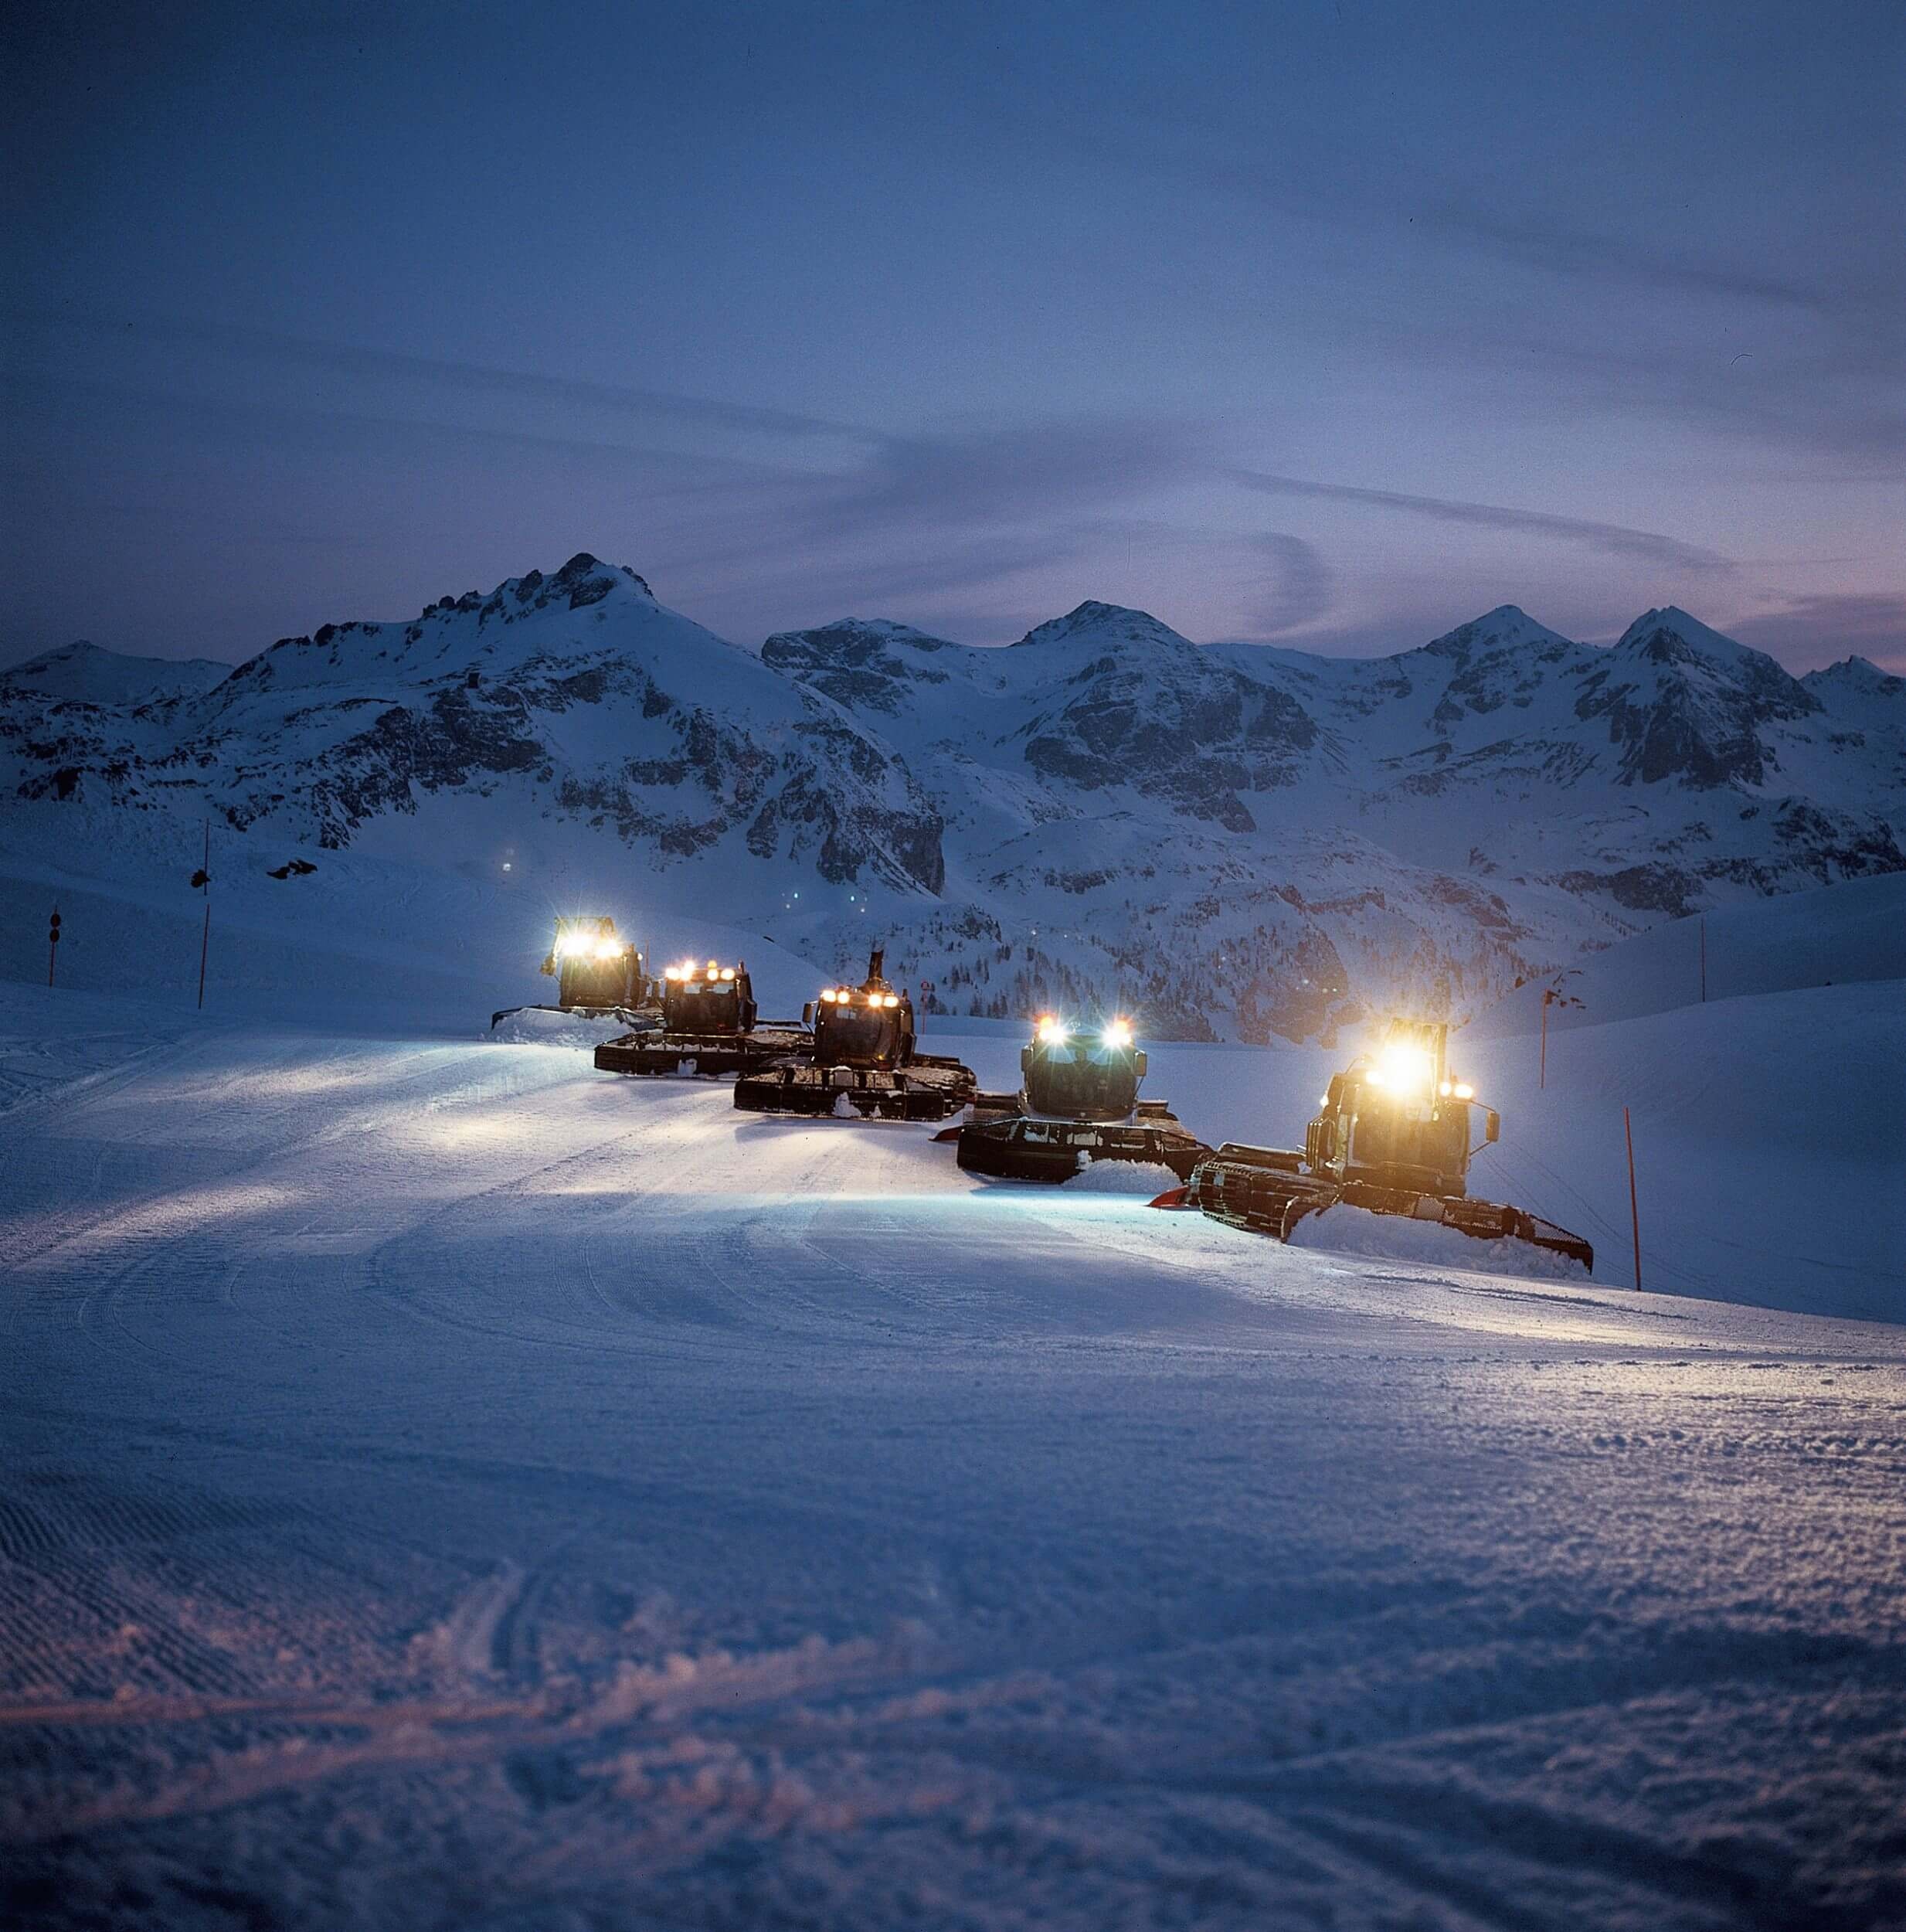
[1413,204,1877,321]
[1726,592,1906,675]
[1232,470,1734,573]
[4,307,873,470]
[1242,532,1334,637]
[793,418,1199,536]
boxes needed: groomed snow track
[1,990,1902,1931]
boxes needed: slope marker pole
[196,823,212,1012]
[1623,1105,1642,1292]
[1700,914,1707,1003]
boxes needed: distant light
[501,862,511,871]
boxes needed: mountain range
[3,553,1901,1042]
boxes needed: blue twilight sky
[3,0,1901,671]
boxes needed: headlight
[1036,1018,1069,1045]
[820,988,836,1003]
[596,941,620,961]
[721,968,736,982]
[1102,1019,1133,1049]
[1453,1082,1473,1100]
[1376,1042,1432,1090]
[882,993,899,1009]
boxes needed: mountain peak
[556,552,652,597]
[1615,607,1763,667]
[1802,654,1906,702]
[1011,601,1194,651]
[1,638,229,704]
[1419,604,1569,661]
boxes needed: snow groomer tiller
[595,958,807,1078]
[732,947,977,1120]
[1154,1016,1593,1270]
[491,915,653,1029]
[946,1012,1210,1182]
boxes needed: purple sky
[4,2,1901,672]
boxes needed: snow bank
[1066,1158,1184,1195]
[487,1006,640,1049]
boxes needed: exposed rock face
[4,572,1899,1041]
[1007,604,1319,832]
[1573,608,1823,789]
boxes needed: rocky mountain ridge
[3,556,1900,1041]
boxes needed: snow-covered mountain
[2,557,1899,1041]
[0,639,230,706]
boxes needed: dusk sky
[5,0,1901,671]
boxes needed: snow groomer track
[2,992,1904,1931]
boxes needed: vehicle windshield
[1351,1095,1469,1175]
[817,1005,898,1063]
[1025,1045,1140,1120]
[666,982,742,1030]
[560,955,627,999]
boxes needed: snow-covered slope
[0,639,229,706]
[1471,869,1906,1038]
[3,564,1900,1040]
[1,983,1901,1928]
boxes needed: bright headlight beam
[1375,1042,1432,1091]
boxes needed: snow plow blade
[732,1053,977,1121]
[1187,1145,1594,1272]
[595,1024,809,1080]
[494,1003,651,1031]
[955,1113,1211,1185]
